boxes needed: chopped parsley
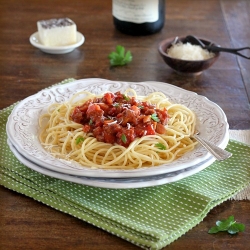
[75,137,85,145]
[121,134,127,144]
[151,113,160,122]
[123,94,130,101]
[155,143,166,150]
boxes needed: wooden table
[1,0,249,249]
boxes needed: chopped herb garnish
[138,105,144,109]
[57,109,60,112]
[121,134,127,144]
[75,137,85,145]
[108,45,132,66]
[114,103,120,107]
[155,143,166,150]
[208,215,245,235]
[89,119,93,125]
[151,113,160,122]
[123,94,130,101]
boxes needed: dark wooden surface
[0,0,250,249]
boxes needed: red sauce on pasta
[71,91,168,147]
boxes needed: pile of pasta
[39,89,197,169]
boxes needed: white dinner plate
[6,78,229,178]
[29,31,85,54]
[7,138,215,189]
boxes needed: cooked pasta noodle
[39,89,197,169]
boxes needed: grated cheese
[167,42,215,60]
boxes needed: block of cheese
[37,18,77,46]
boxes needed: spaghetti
[39,89,197,169]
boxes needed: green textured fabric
[1,79,250,250]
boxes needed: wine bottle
[112,0,165,36]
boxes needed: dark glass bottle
[112,0,165,36]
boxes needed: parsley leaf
[75,137,85,145]
[155,143,166,150]
[151,113,160,122]
[121,134,127,144]
[208,216,245,235]
[108,45,132,66]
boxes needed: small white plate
[29,31,85,54]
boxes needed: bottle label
[112,0,159,24]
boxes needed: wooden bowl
[158,36,220,76]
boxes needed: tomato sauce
[71,91,168,147]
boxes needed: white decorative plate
[7,139,215,189]
[29,31,85,54]
[6,78,229,178]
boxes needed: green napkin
[1,79,250,250]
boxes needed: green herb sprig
[108,45,132,66]
[208,215,245,235]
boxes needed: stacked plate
[6,79,229,189]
